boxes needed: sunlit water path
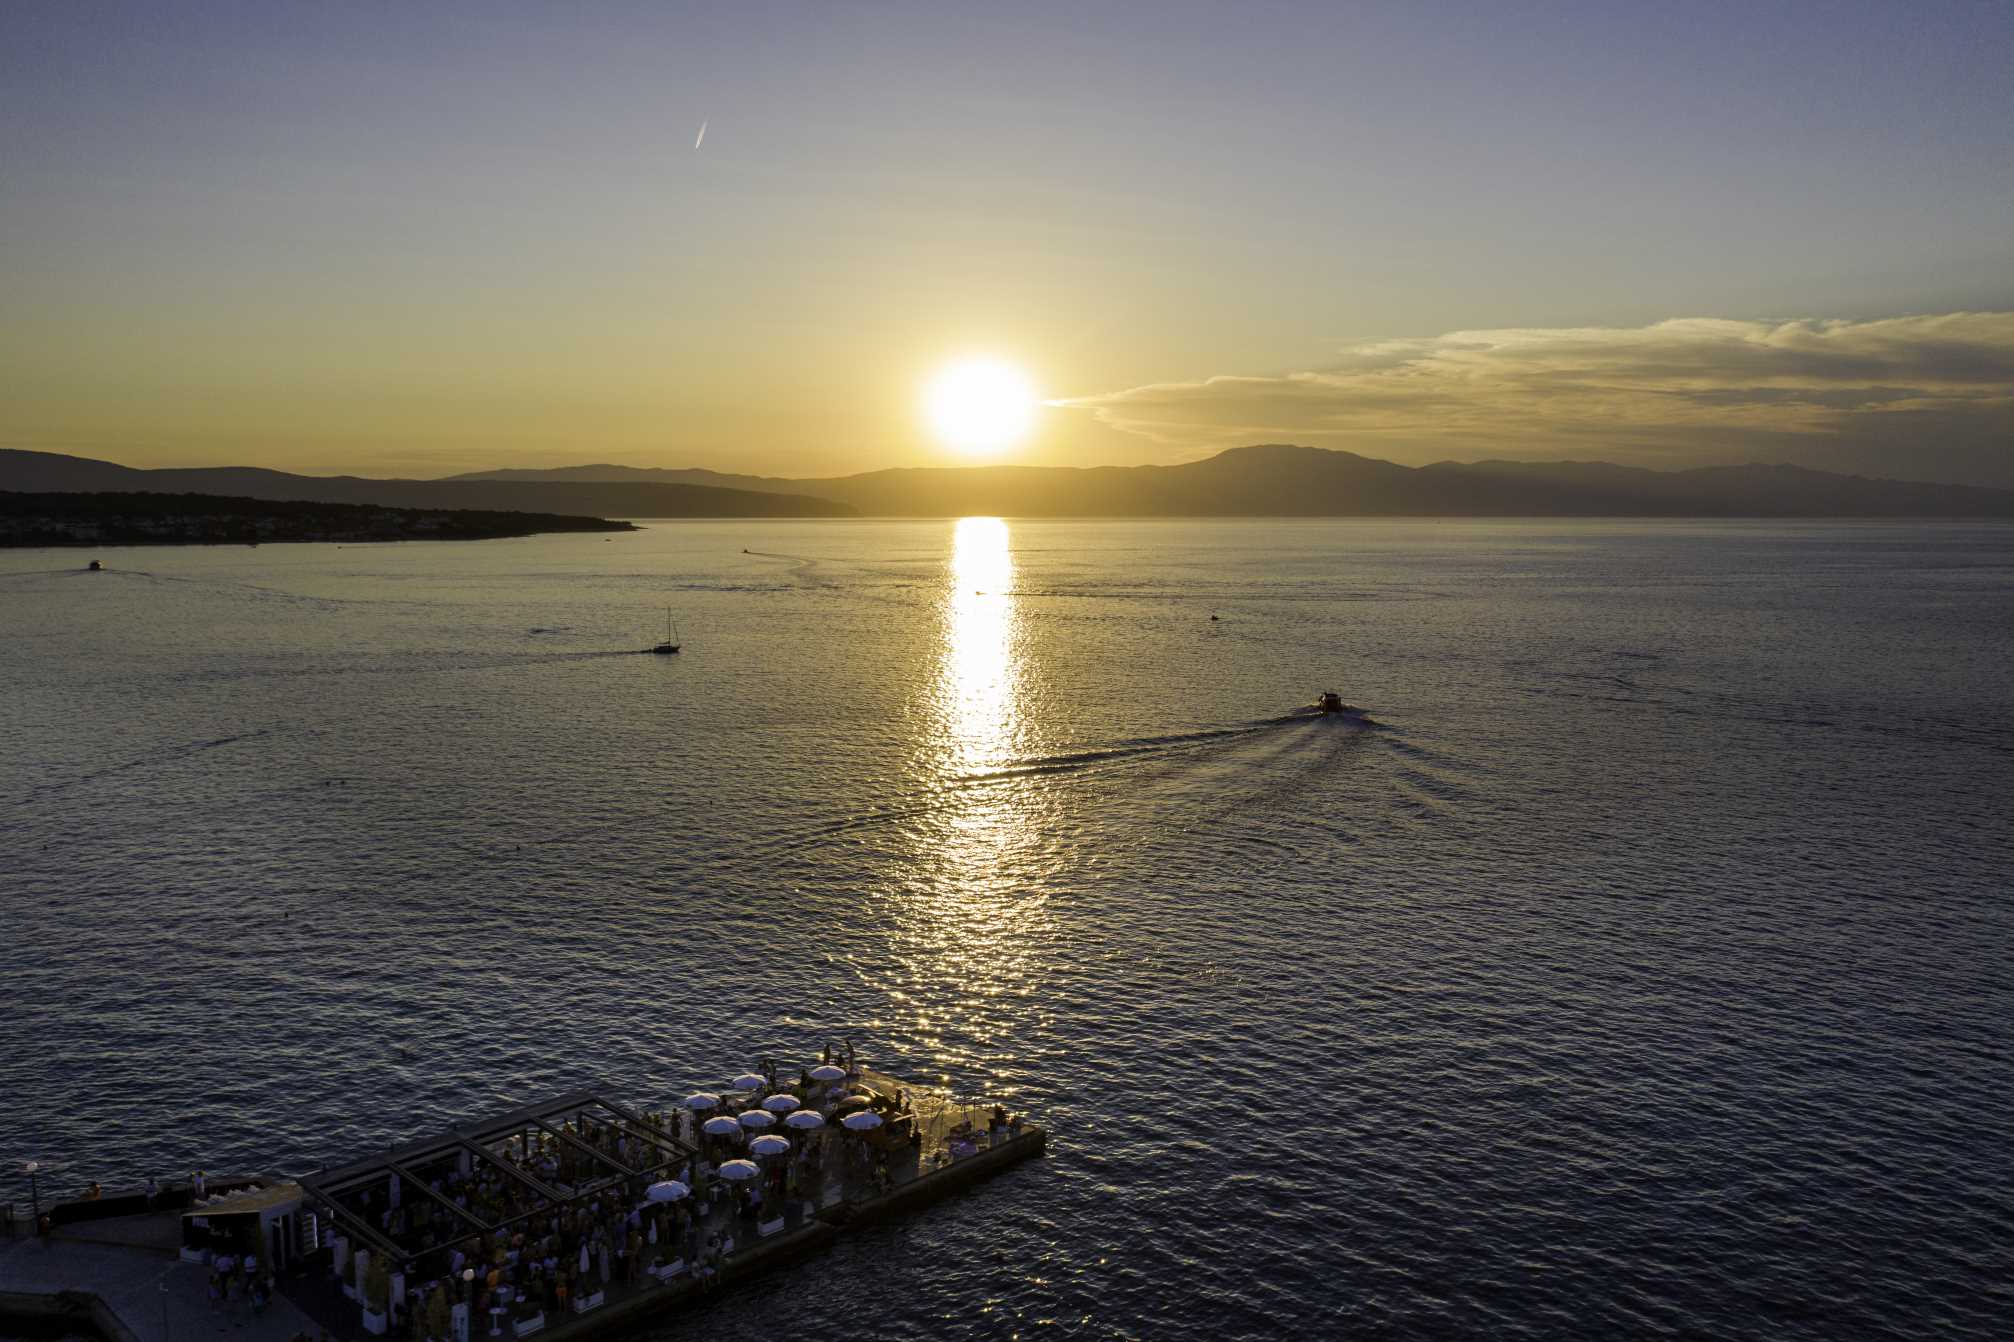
[4,520,2011,1340]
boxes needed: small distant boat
[652,609,681,655]
[87,560,102,571]
[1314,691,1360,715]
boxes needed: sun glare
[924,358,1037,456]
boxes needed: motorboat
[1314,691,1360,714]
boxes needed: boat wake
[740,704,1397,880]
[945,711,1372,788]
[742,548,838,588]
[12,728,277,807]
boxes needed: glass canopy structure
[297,1090,696,1272]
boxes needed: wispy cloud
[1064,314,2014,486]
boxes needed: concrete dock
[0,1235,320,1342]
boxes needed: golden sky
[4,4,2011,484]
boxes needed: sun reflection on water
[943,516,1021,775]
[883,517,1057,1085]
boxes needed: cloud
[1064,314,2014,486]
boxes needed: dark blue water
[4,520,2011,1339]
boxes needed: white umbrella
[841,1111,883,1131]
[702,1116,742,1138]
[737,1109,776,1129]
[731,1073,767,1091]
[808,1064,845,1082]
[760,1094,801,1113]
[747,1135,791,1157]
[645,1181,688,1203]
[716,1160,760,1182]
[684,1093,721,1111]
[783,1110,826,1130]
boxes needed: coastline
[0,492,635,549]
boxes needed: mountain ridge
[0,450,854,518]
[7,445,2012,518]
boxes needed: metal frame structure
[296,1091,696,1268]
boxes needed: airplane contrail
[695,118,707,150]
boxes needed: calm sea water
[3,520,2011,1340]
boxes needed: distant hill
[9,445,2013,518]
[446,462,792,494]
[446,444,2014,518]
[1,490,633,547]
[0,450,855,518]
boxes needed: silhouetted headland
[0,491,636,548]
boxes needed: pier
[2,1064,1045,1342]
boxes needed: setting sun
[923,358,1037,456]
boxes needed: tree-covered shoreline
[0,490,636,547]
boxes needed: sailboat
[651,609,681,655]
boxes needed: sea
[3,519,2011,1340]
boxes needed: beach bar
[3,1061,1045,1342]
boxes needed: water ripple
[2,520,2010,1340]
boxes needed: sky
[3,0,2011,484]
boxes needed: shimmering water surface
[4,520,2011,1340]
